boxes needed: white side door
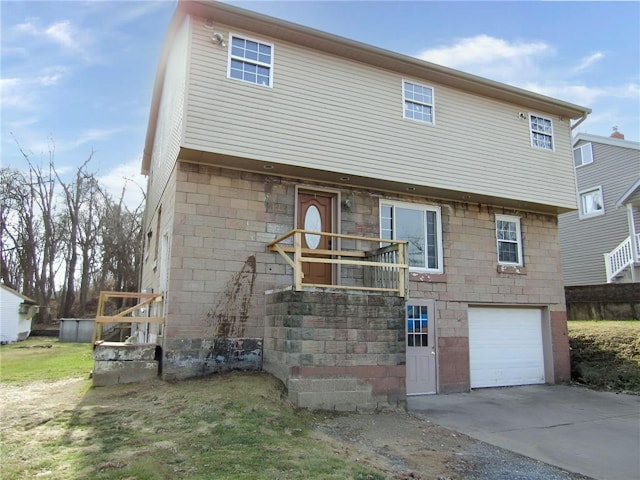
[406,300,437,395]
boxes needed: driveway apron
[407,385,640,480]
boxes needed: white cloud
[71,127,126,148]
[417,35,553,85]
[520,82,640,107]
[1,46,28,57]
[98,158,147,210]
[10,18,92,61]
[107,1,170,26]
[44,21,79,50]
[418,34,551,66]
[1,77,36,108]
[13,21,38,35]
[574,52,605,72]
[414,34,639,140]
[38,72,64,86]
[4,116,40,129]
[1,66,68,109]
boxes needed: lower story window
[496,214,523,266]
[380,201,443,272]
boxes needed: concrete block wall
[149,161,569,392]
[166,162,286,342]
[93,343,158,387]
[264,289,405,411]
[326,192,569,392]
[162,337,262,380]
[347,196,570,392]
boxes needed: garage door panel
[469,307,545,389]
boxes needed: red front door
[297,191,334,285]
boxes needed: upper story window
[495,215,523,266]
[573,143,593,167]
[403,81,434,124]
[228,35,273,87]
[380,200,443,272]
[579,186,604,218]
[530,114,554,150]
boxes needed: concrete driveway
[408,385,640,480]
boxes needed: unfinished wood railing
[267,230,408,297]
[93,291,164,344]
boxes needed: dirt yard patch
[0,373,591,479]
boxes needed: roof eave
[573,133,640,150]
[617,177,640,207]
[141,9,187,175]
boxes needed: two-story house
[559,130,640,285]
[139,0,590,410]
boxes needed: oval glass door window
[304,205,322,249]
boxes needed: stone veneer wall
[264,289,405,411]
[158,161,570,391]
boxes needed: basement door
[296,190,335,285]
[406,300,437,395]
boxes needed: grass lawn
[0,339,387,480]
[568,320,640,394]
[0,336,94,383]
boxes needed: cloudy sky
[2,0,639,206]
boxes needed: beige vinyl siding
[559,139,640,285]
[184,18,576,210]
[145,16,189,228]
[141,17,188,295]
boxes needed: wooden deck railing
[93,291,164,344]
[267,230,408,297]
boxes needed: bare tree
[100,183,144,295]
[55,155,95,318]
[2,141,62,322]
[2,139,146,321]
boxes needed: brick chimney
[610,125,625,140]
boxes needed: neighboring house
[0,284,38,343]
[139,0,590,409]
[559,130,640,285]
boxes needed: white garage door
[468,307,545,388]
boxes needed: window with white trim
[573,143,593,167]
[579,186,604,218]
[380,201,442,272]
[228,35,273,86]
[403,81,434,124]
[495,215,523,266]
[530,114,553,150]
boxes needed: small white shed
[0,284,38,344]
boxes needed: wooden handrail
[93,291,164,344]
[268,229,408,297]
